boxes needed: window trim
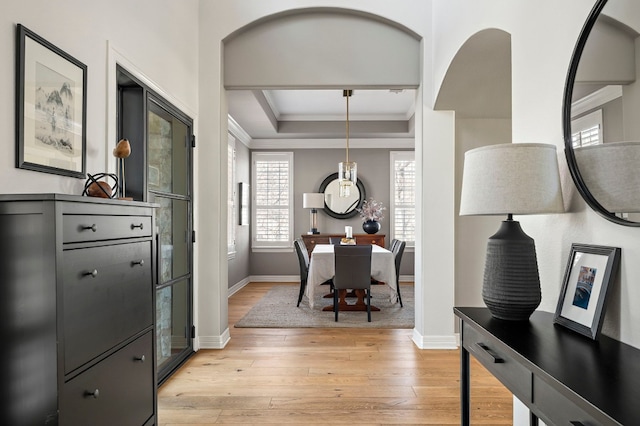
[251,151,294,250]
[390,150,416,248]
[227,134,237,257]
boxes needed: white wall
[1,0,199,195]
[433,1,640,423]
[198,0,452,350]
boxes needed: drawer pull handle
[570,423,586,426]
[131,223,144,230]
[132,259,145,266]
[84,269,98,278]
[134,355,146,363]
[84,389,100,399]
[82,224,97,232]
[476,343,504,363]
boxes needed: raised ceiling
[227,88,417,145]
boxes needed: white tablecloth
[305,244,397,308]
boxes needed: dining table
[305,244,397,309]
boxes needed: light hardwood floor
[158,282,512,425]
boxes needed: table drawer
[62,241,153,373]
[60,331,154,426]
[463,322,532,403]
[63,214,152,243]
[532,375,615,426]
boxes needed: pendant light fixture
[338,89,357,197]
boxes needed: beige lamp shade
[459,143,564,216]
[303,193,325,209]
[574,141,640,213]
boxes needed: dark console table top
[455,307,640,425]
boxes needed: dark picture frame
[554,243,621,340]
[16,24,87,178]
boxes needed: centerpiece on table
[357,198,385,234]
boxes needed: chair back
[333,245,372,291]
[329,237,342,245]
[293,238,309,280]
[390,238,400,252]
[392,240,406,283]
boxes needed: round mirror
[564,0,640,225]
[318,172,366,219]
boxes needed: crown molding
[249,137,414,149]
[227,116,252,147]
[571,85,623,118]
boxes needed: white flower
[357,198,385,222]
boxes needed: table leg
[530,411,539,426]
[321,289,380,311]
[461,322,470,426]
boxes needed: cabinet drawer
[532,375,614,426]
[63,214,152,243]
[62,241,153,373]
[463,323,532,403]
[60,332,154,426]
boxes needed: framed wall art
[16,24,87,178]
[554,243,621,340]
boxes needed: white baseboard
[249,275,298,283]
[197,328,231,350]
[399,275,415,283]
[228,277,251,297]
[411,329,458,349]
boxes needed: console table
[301,233,385,257]
[455,307,640,425]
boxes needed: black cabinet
[0,194,157,425]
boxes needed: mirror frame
[563,0,640,226]
[318,172,366,219]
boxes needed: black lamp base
[483,218,541,321]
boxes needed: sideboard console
[301,233,385,256]
[455,307,640,425]
[0,194,157,426]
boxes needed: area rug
[234,285,414,328]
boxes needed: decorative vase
[362,220,381,234]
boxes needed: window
[571,110,602,148]
[227,134,236,256]
[390,151,415,246]
[251,152,293,250]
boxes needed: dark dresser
[0,194,157,425]
[455,307,640,425]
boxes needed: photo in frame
[554,243,621,340]
[16,24,87,178]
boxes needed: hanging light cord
[344,89,351,162]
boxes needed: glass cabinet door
[118,66,194,385]
[147,99,193,381]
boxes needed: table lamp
[303,193,325,235]
[459,143,564,321]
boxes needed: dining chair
[329,237,342,245]
[293,238,310,307]
[392,240,406,307]
[333,245,373,322]
[390,238,400,252]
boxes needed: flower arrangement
[357,198,385,222]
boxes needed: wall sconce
[303,193,325,235]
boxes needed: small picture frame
[554,243,621,340]
[16,24,87,178]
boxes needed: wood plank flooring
[158,282,512,425]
